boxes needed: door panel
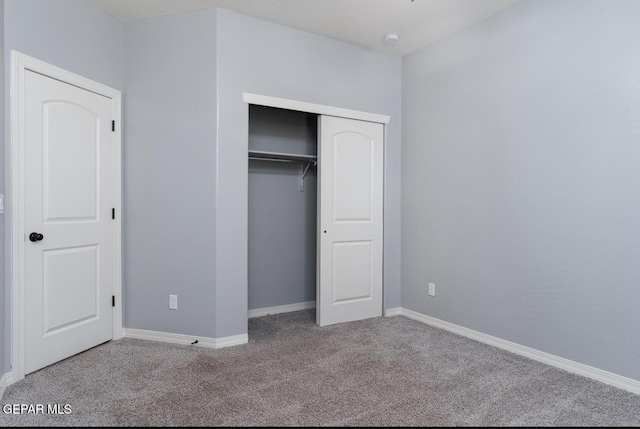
[24,70,114,374]
[318,116,383,326]
[43,245,99,335]
[332,241,372,303]
[43,101,99,221]
[333,132,373,222]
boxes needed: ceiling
[88,0,522,55]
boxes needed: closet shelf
[248,150,317,192]
[248,150,317,163]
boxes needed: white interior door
[318,115,384,326]
[24,70,115,374]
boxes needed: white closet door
[318,116,383,326]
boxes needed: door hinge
[112,120,115,132]
[112,295,116,307]
[112,208,115,220]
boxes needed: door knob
[29,232,44,242]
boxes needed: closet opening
[245,93,387,330]
[248,105,319,318]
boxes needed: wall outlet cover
[428,283,435,296]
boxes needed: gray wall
[0,0,5,375]
[402,0,640,380]
[215,8,402,337]
[3,0,123,375]
[123,10,217,337]
[248,106,317,310]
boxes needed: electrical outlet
[169,294,178,310]
[428,283,436,297]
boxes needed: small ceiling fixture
[384,33,400,46]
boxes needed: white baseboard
[1,371,15,400]
[123,328,248,349]
[399,307,640,395]
[248,300,316,318]
[384,307,402,317]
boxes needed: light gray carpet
[2,310,640,426]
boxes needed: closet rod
[248,156,317,180]
[248,156,305,163]
[248,150,317,191]
[248,149,317,163]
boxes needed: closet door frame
[243,93,390,324]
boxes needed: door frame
[9,51,123,383]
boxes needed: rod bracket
[299,160,317,192]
